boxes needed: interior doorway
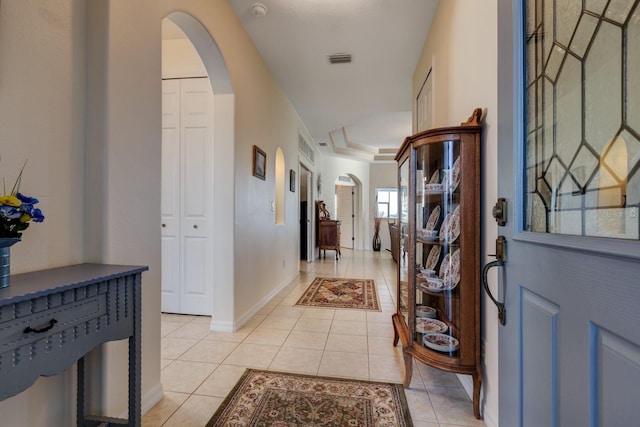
[161,77,214,315]
[161,11,236,330]
[335,174,358,249]
[299,164,312,260]
[161,18,216,316]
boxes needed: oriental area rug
[295,277,381,311]
[206,369,413,427]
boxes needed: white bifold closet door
[161,78,214,315]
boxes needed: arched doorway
[161,12,236,330]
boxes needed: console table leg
[77,356,88,427]
[129,274,142,427]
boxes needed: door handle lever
[482,236,507,325]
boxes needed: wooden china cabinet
[392,109,483,419]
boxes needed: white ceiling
[167,1,440,162]
[228,0,439,162]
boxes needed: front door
[497,0,640,425]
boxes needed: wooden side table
[318,220,341,259]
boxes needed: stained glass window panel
[525,0,640,239]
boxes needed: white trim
[118,382,164,419]
[210,318,235,332]
[457,374,498,427]
[211,271,299,332]
[141,383,165,416]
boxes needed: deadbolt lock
[492,198,507,226]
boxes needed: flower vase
[372,232,381,251]
[0,238,20,288]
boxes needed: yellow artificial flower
[20,214,31,223]
[0,195,21,207]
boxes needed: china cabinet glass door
[399,158,409,325]
[413,141,462,355]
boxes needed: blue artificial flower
[0,205,22,219]
[17,193,39,204]
[29,207,44,223]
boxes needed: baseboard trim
[457,374,498,427]
[117,382,164,419]
[210,318,234,332]
[141,382,165,415]
[212,271,298,332]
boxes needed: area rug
[295,277,381,311]
[206,369,413,426]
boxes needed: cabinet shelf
[392,109,483,420]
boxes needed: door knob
[161,224,166,228]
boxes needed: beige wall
[0,0,319,424]
[413,1,499,425]
[0,1,87,424]
[162,38,207,79]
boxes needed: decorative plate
[448,205,461,243]
[416,305,437,318]
[439,249,461,288]
[425,245,441,270]
[424,183,445,192]
[428,169,440,184]
[439,205,461,243]
[416,318,448,334]
[423,333,460,352]
[425,205,441,230]
[450,156,461,191]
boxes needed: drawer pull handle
[23,319,58,334]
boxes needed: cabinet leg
[472,371,483,419]
[402,350,413,388]
[393,323,399,346]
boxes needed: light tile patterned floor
[143,249,486,427]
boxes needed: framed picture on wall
[253,145,266,180]
[290,169,296,192]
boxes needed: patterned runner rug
[206,369,413,426]
[295,277,381,311]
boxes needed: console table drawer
[0,291,107,354]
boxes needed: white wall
[413,1,499,425]
[0,0,319,424]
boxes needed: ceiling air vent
[328,53,352,64]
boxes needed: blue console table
[0,263,148,426]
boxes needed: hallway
[144,249,485,426]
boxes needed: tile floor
[143,249,486,427]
